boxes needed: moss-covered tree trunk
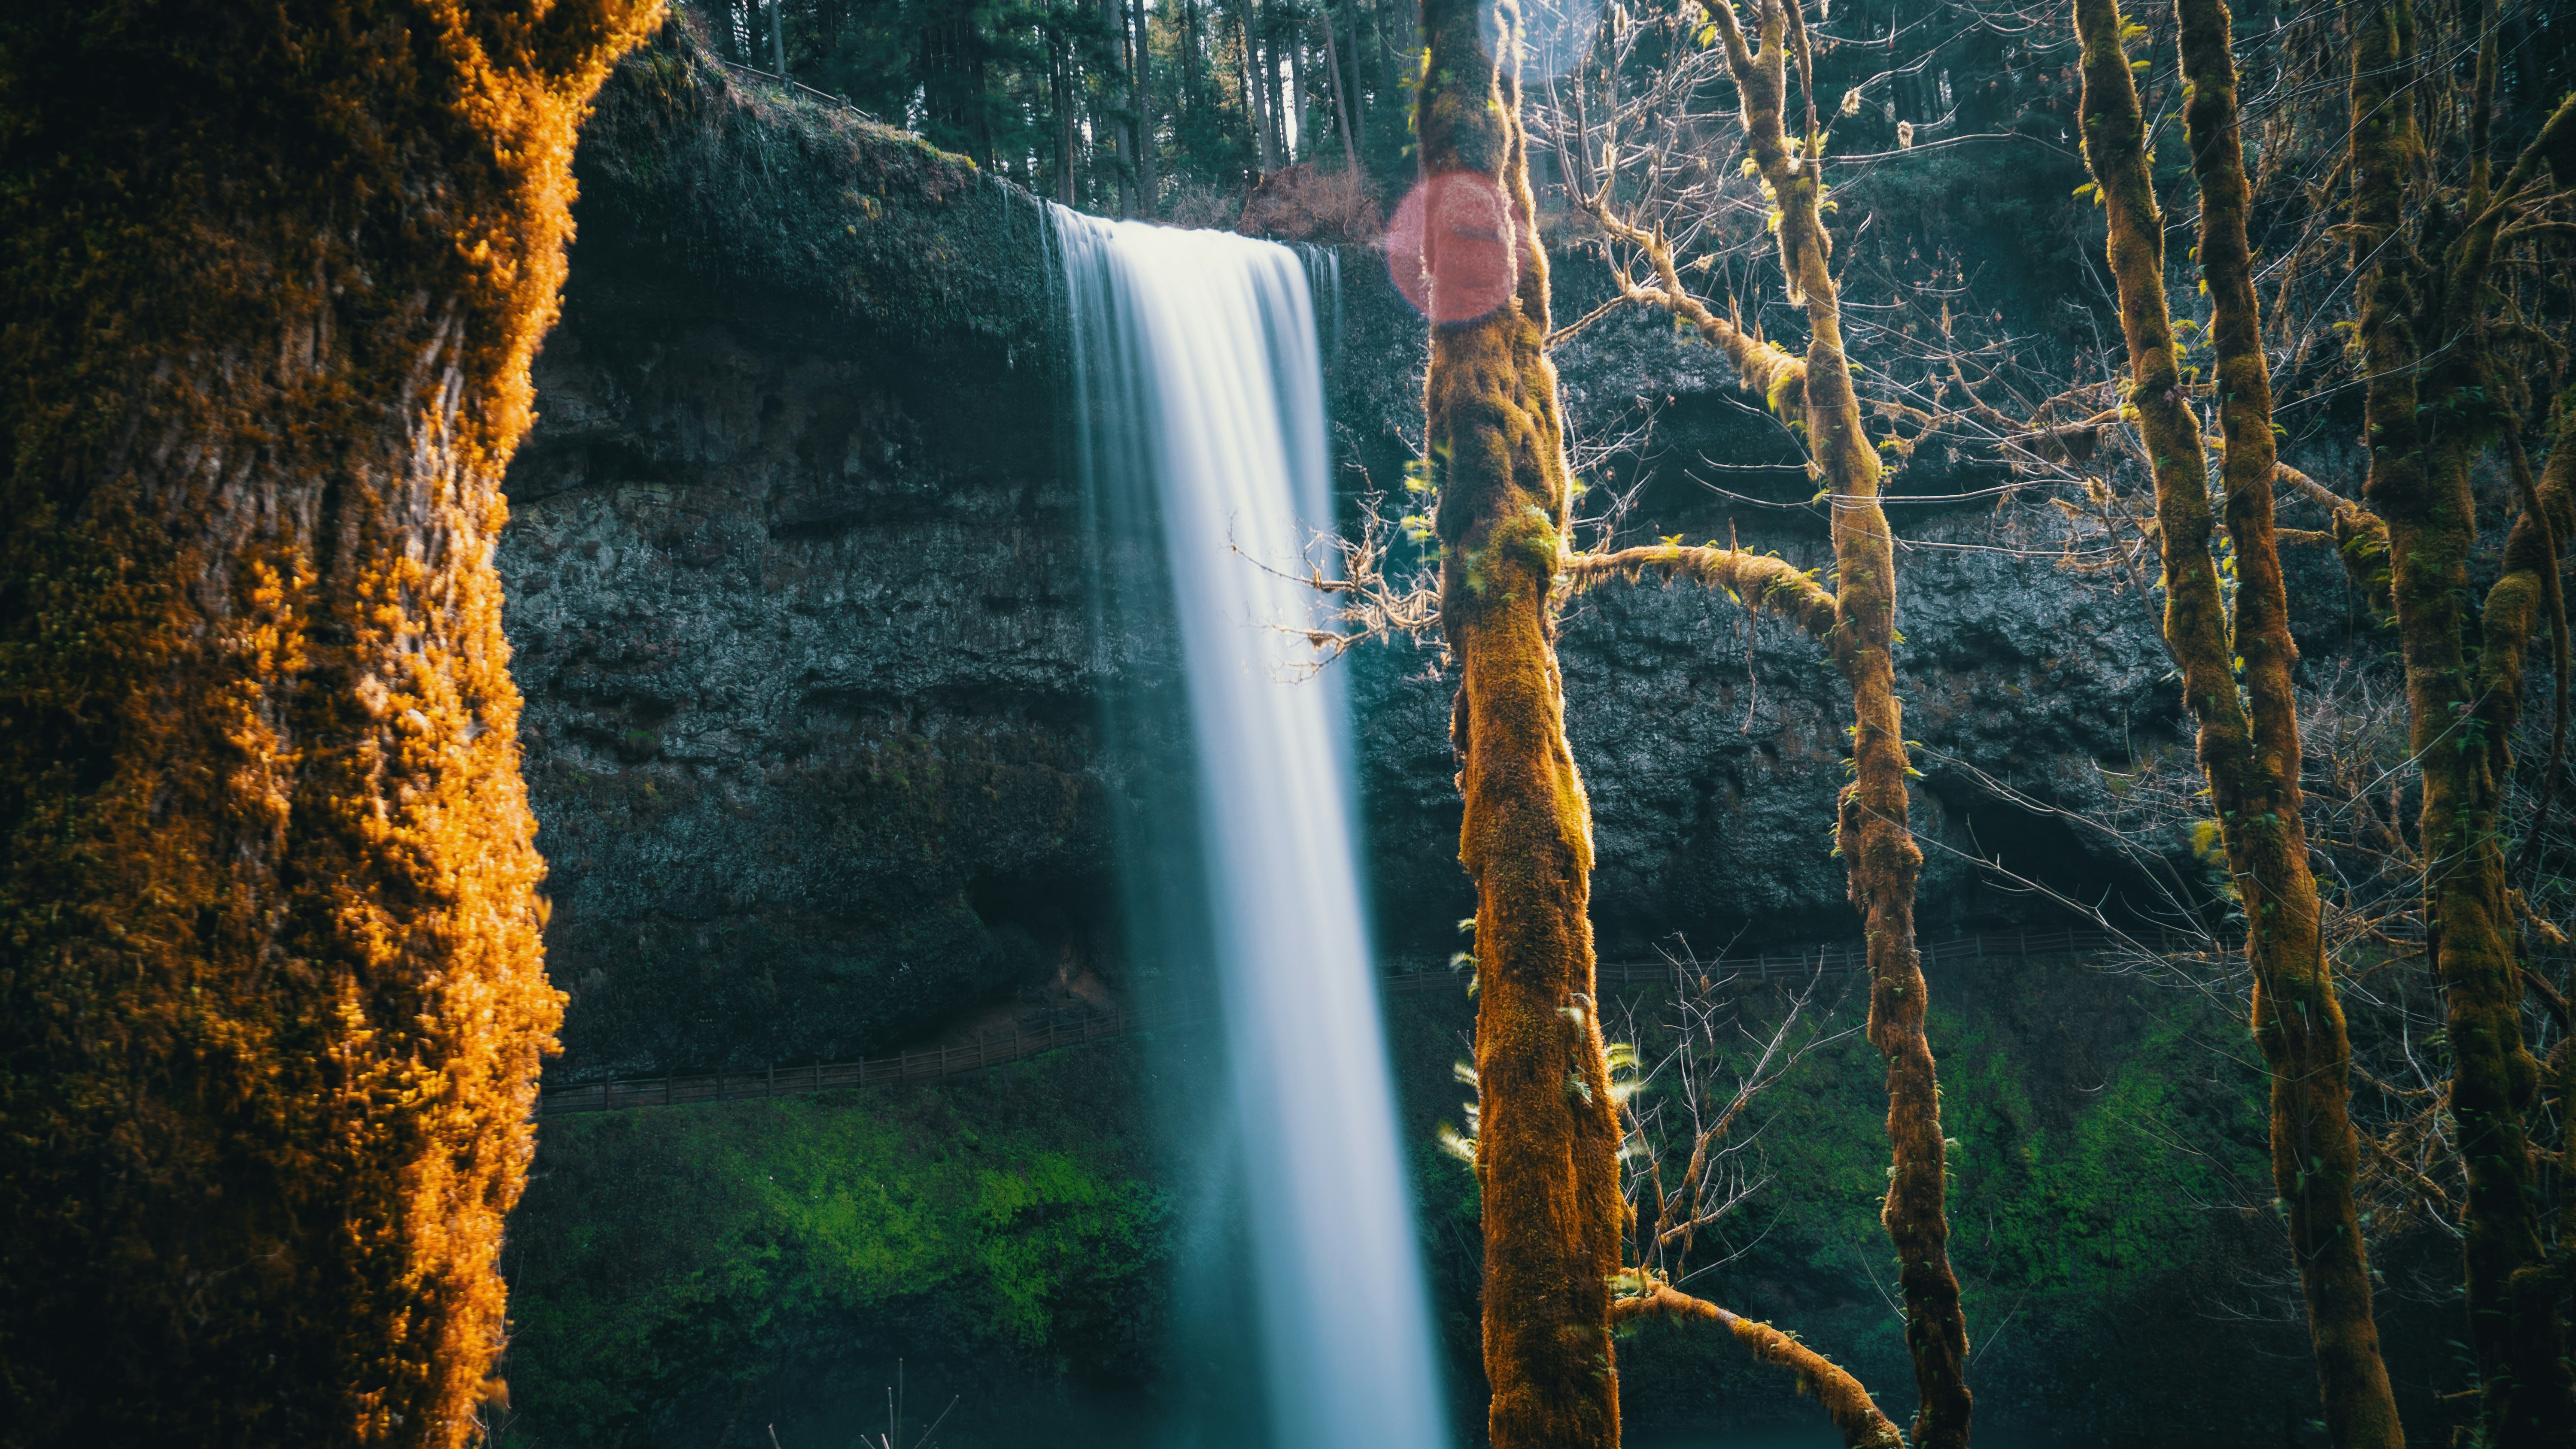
[2073,0,2403,1442]
[0,4,657,1444]
[2475,391,2576,1439]
[2343,5,2575,1438]
[1416,1,1626,1445]
[1701,6,1971,1443]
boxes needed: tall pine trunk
[1132,0,1157,215]
[1326,0,1364,163]
[1236,0,1276,174]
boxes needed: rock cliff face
[505,22,2233,1076]
[498,27,1129,1075]
[489,28,2434,1446]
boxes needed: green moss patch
[500,1046,1170,1446]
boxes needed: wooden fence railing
[536,924,2518,1118]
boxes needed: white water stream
[1055,211,1451,1449]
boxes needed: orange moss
[0,4,659,1445]
[1418,2,1625,1446]
[1551,2,1974,1433]
[1561,543,1838,642]
[2275,462,2392,610]
[2469,397,2576,1442]
[1565,200,1805,414]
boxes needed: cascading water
[1055,209,1452,1449]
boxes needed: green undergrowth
[507,955,2292,1445]
[497,1044,1170,1447]
[1739,975,2267,1307]
[1388,952,2289,1440]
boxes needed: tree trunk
[972,31,993,167]
[1701,6,1971,1443]
[1328,0,1364,160]
[1236,0,1276,174]
[1056,37,1079,203]
[2475,389,2576,1446]
[1322,12,1360,175]
[2346,6,2574,1440]
[1133,0,1157,215]
[1287,24,1308,163]
[2075,0,2405,1443]
[1416,0,1625,1446]
[1253,3,1285,168]
[0,4,657,1445]
[1099,0,1134,214]
[1179,0,1204,135]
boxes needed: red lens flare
[1382,173,1533,325]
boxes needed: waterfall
[1055,210,1452,1449]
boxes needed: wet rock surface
[501,25,1153,1077]
[505,26,2208,1075]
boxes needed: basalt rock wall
[498,22,1135,1077]
[503,21,2354,1077]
